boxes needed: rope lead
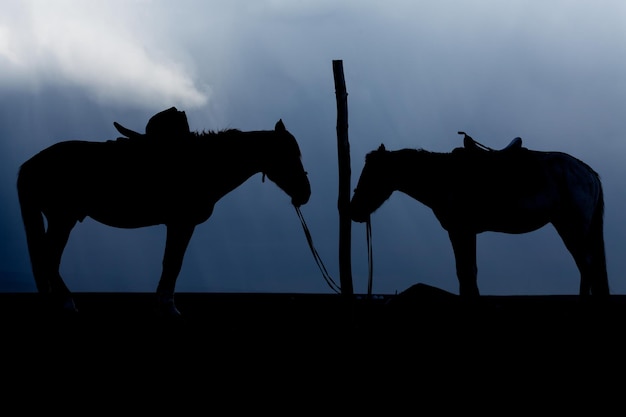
[366,216,373,297]
[295,206,341,294]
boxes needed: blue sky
[1,0,626,295]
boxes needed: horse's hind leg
[43,214,78,312]
[448,230,479,296]
[553,219,609,297]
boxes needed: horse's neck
[202,130,270,181]
[392,150,448,207]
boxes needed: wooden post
[332,60,353,296]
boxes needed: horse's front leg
[156,223,196,317]
[448,230,479,297]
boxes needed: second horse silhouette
[350,136,608,298]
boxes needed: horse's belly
[438,195,553,234]
[475,206,551,234]
[88,206,163,228]
[89,214,160,229]
[81,185,175,226]
[86,195,214,228]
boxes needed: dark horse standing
[350,137,608,297]
[17,117,311,316]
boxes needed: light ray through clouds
[1,0,626,296]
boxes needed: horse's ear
[378,143,386,151]
[275,119,286,132]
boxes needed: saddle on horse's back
[114,107,191,142]
[458,131,523,153]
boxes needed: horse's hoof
[63,297,78,314]
[159,305,182,318]
[43,294,78,315]
[155,297,182,318]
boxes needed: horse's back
[19,139,173,185]
[17,138,222,227]
[442,148,602,227]
[18,140,162,214]
[453,147,599,189]
[20,140,112,190]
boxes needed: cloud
[0,0,208,108]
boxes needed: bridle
[266,173,374,296]
[366,215,373,297]
[295,206,341,294]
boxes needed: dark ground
[2,284,625,410]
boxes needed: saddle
[458,131,522,153]
[113,107,191,142]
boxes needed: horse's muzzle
[291,193,310,207]
[351,213,368,223]
[349,201,369,223]
[291,184,311,207]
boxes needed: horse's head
[350,144,394,223]
[262,120,311,207]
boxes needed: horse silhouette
[350,134,608,297]
[17,113,311,316]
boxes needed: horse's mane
[190,128,302,158]
[367,147,445,166]
[192,128,242,138]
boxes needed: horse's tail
[16,162,48,293]
[589,178,609,296]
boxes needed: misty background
[1,0,625,296]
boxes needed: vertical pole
[332,60,354,296]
